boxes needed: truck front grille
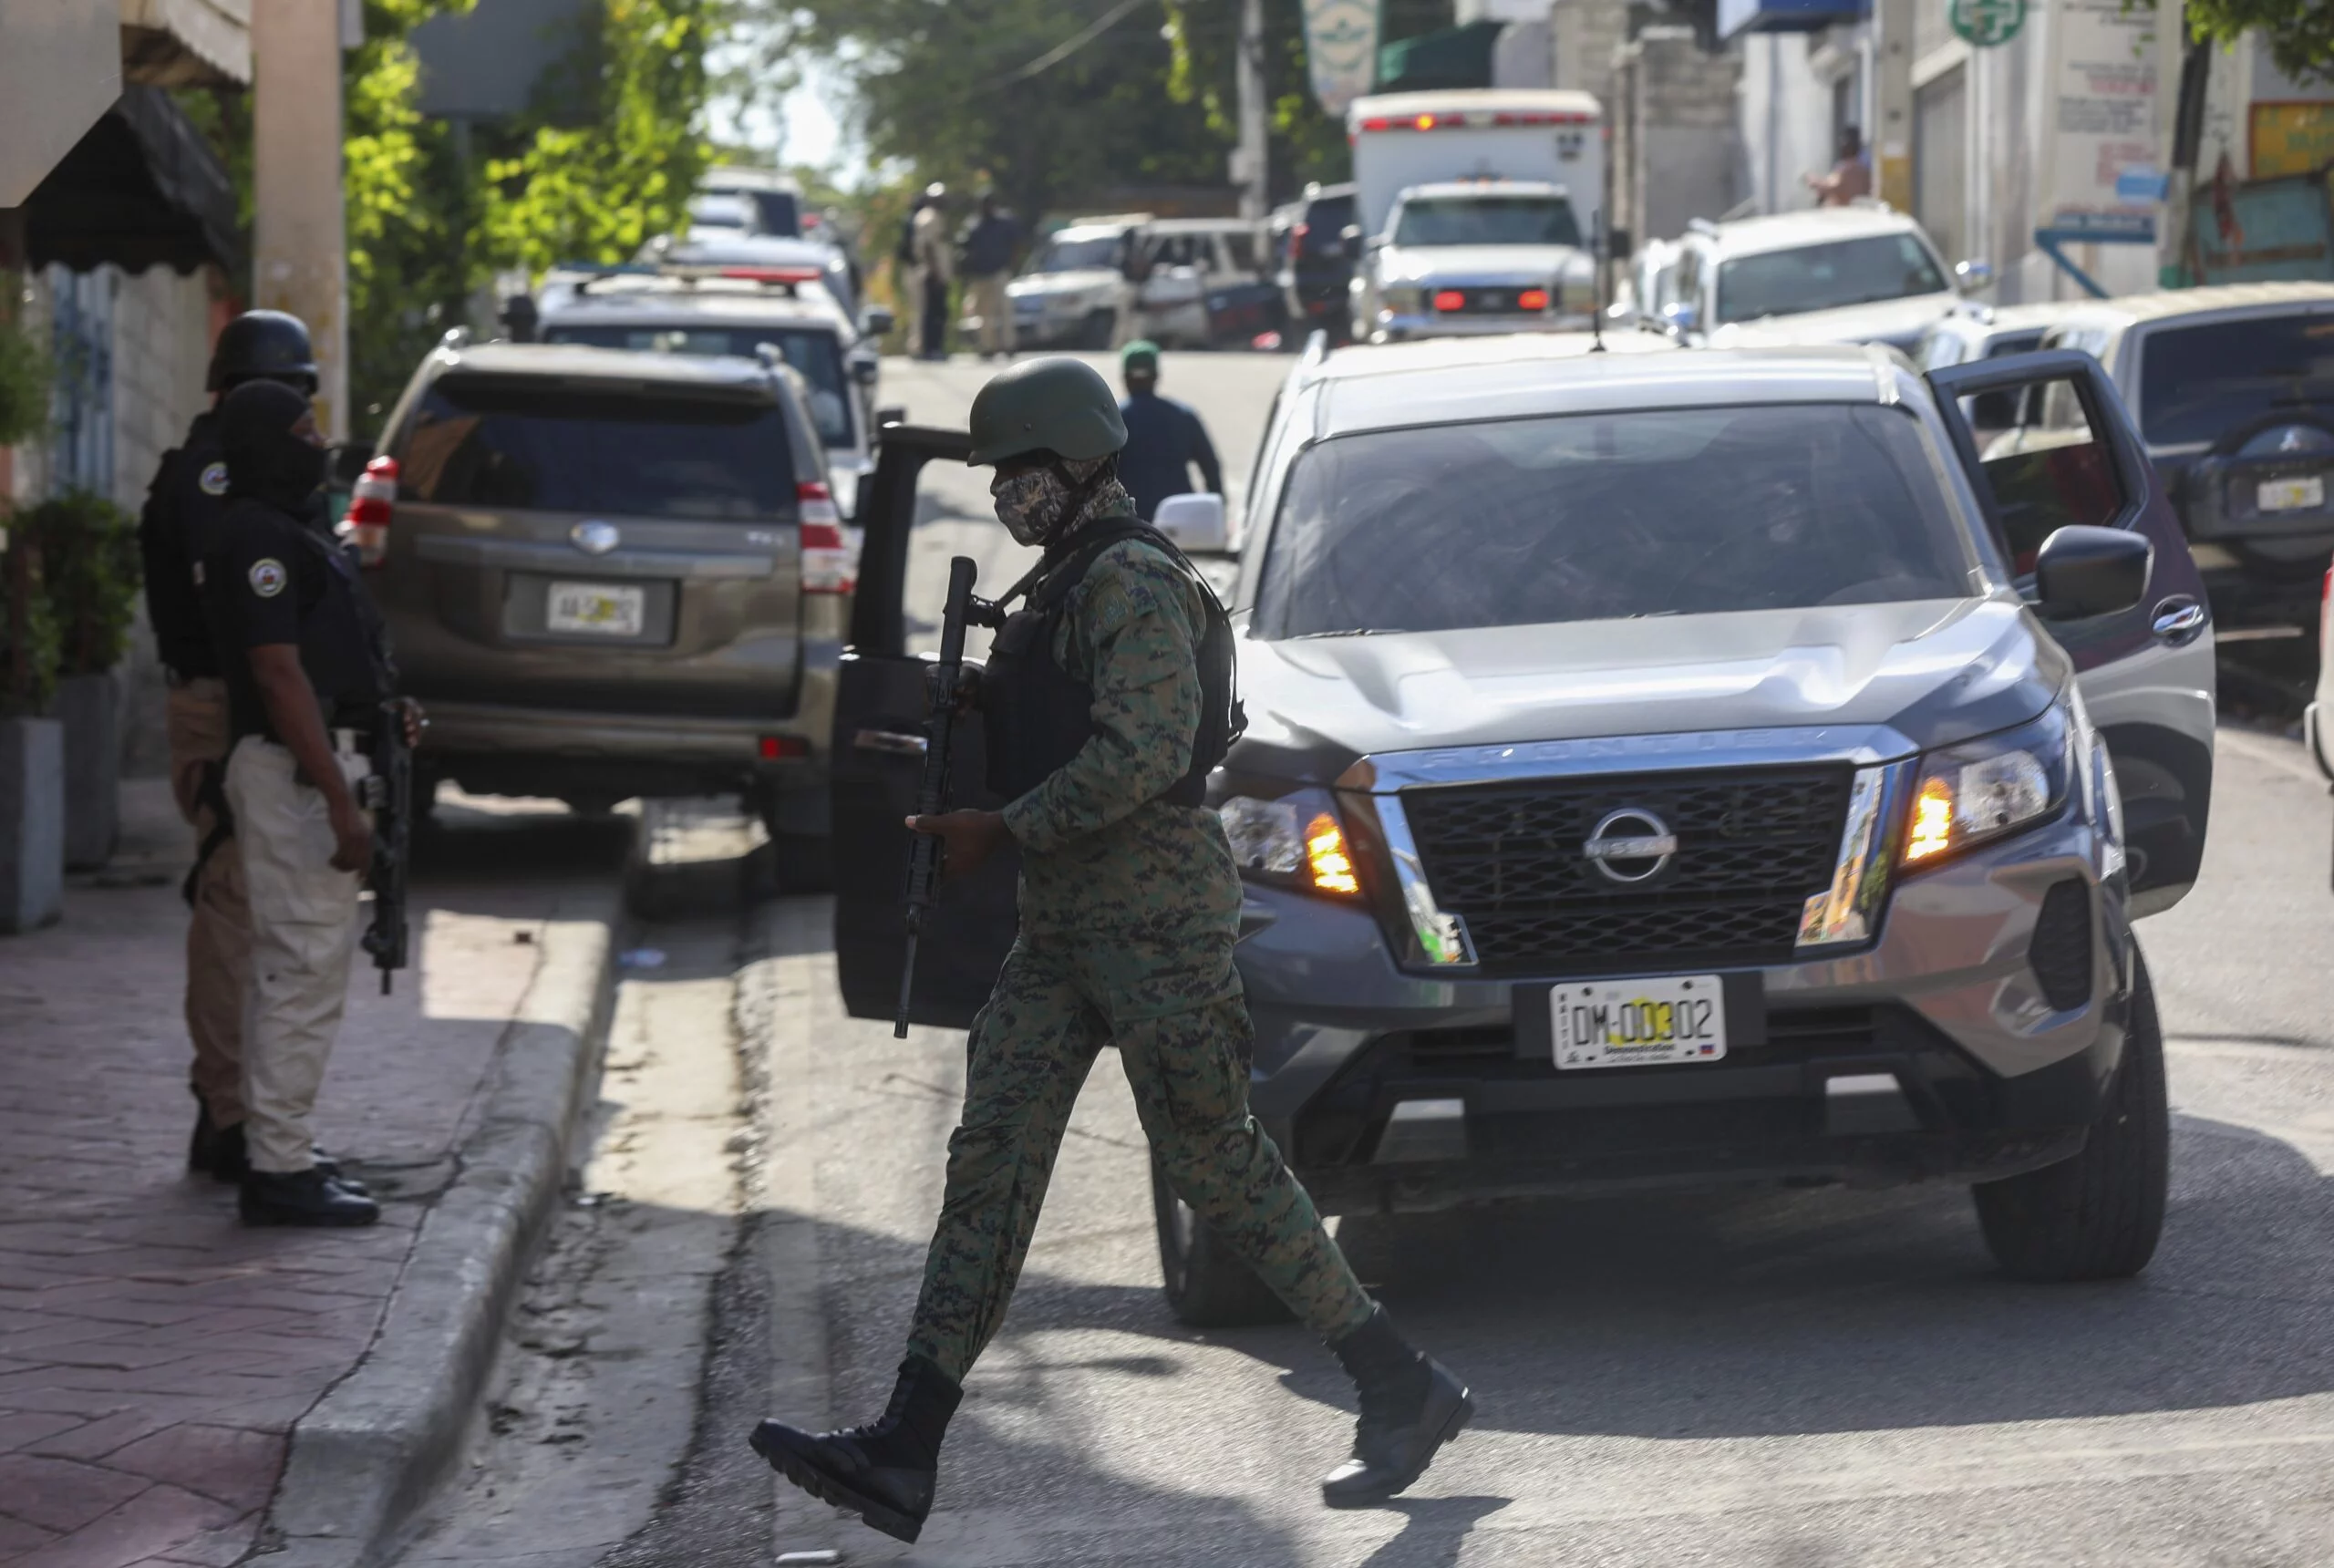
[1401,766,1853,975]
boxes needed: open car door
[830,426,1020,1026]
[1926,348,2216,915]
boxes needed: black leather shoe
[240,1168,381,1228]
[1321,1306,1472,1507]
[749,1353,962,1542]
[189,1101,221,1174]
[207,1128,365,1191]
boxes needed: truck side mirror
[862,304,895,338]
[1152,492,1231,556]
[2034,525,2150,619]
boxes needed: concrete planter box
[0,716,66,934]
[55,672,119,870]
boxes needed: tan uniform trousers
[224,735,370,1174]
[166,679,249,1127]
[966,273,1014,355]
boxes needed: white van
[1346,88,1605,240]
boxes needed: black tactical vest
[984,521,1243,807]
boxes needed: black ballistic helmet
[207,310,319,394]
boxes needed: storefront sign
[2040,0,2158,245]
[2252,101,2334,178]
[1303,0,1380,117]
[1949,0,2027,48]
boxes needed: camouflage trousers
[905,942,1376,1382]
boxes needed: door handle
[2151,597,2207,644]
[853,727,928,757]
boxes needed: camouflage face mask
[991,466,1072,547]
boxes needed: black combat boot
[1320,1305,1472,1507]
[239,1168,381,1227]
[749,1354,962,1543]
[188,1099,222,1174]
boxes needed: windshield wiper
[1286,627,1396,640]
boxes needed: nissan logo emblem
[1583,807,1679,883]
[571,521,620,555]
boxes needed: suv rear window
[541,324,853,446]
[1255,403,1977,638]
[1716,234,1947,324]
[2138,312,2334,446]
[395,377,796,520]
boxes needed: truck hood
[1378,242,1588,286]
[1226,595,2065,786]
[1708,292,1958,352]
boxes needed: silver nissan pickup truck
[827,335,2216,1326]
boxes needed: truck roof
[2048,280,2334,330]
[1692,203,1931,258]
[1348,88,1602,127]
[1396,179,1572,202]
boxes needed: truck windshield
[1391,195,1581,248]
[2138,313,2334,446]
[1255,404,1976,638]
[541,324,853,447]
[1032,236,1121,273]
[395,378,796,521]
[1716,235,1947,324]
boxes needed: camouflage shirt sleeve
[1001,542,1205,855]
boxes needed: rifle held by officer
[361,700,413,995]
[897,555,981,1037]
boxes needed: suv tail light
[343,456,398,568]
[799,480,856,594]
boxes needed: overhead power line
[1000,0,1153,84]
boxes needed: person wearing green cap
[747,356,1471,1544]
[1115,339,1223,522]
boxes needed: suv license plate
[1551,975,1728,1069]
[547,582,645,636]
[2258,476,2325,512]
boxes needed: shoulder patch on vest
[199,461,229,496]
[248,558,287,598]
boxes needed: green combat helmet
[966,356,1127,467]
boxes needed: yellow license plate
[1550,975,1729,1069]
[2257,476,2325,513]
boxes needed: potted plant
[23,490,139,869]
[0,302,63,933]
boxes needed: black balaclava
[218,379,327,515]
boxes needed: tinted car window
[1716,235,1948,324]
[745,191,800,236]
[1255,404,1976,638]
[542,324,853,446]
[2139,312,2334,446]
[395,377,795,520]
[1392,196,1582,247]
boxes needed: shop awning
[1377,20,1504,94]
[23,87,242,275]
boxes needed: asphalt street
[397,349,2334,1568]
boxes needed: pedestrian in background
[1807,125,1872,207]
[957,192,1022,360]
[911,181,954,360]
[137,310,321,1184]
[1114,340,1223,521]
[201,380,416,1227]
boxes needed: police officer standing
[139,311,322,1182]
[749,359,1469,1542]
[201,379,413,1227]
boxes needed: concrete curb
[259,892,625,1568]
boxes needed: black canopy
[24,87,241,276]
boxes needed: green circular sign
[1951,0,2027,47]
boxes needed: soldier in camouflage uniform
[749,358,1471,1544]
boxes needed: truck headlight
[1901,706,2072,867]
[1219,790,1360,897]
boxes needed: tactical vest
[984,521,1243,808]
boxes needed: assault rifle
[896,556,992,1037]
[360,700,413,995]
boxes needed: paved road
[402,349,2334,1567]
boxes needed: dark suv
[1276,181,1358,342]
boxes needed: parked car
[532,263,887,519]
[1276,181,1360,342]
[1007,214,1271,350]
[831,335,2214,1321]
[2022,283,2334,636]
[1352,179,1597,343]
[1915,302,2084,449]
[1665,203,1985,352]
[345,341,850,881]
[697,166,804,238]
[645,229,862,325]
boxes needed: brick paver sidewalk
[0,783,617,1568]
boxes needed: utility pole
[1236,0,1268,221]
[251,0,350,438]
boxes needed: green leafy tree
[21,491,140,677]
[2184,0,2334,87]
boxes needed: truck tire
[1973,948,2169,1281]
[1079,309,1118,351]
[1150,1156,1293,1327]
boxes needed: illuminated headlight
[1219,790,1360,897]
[1379,285,1422,315]
[1901,707,2072,868]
